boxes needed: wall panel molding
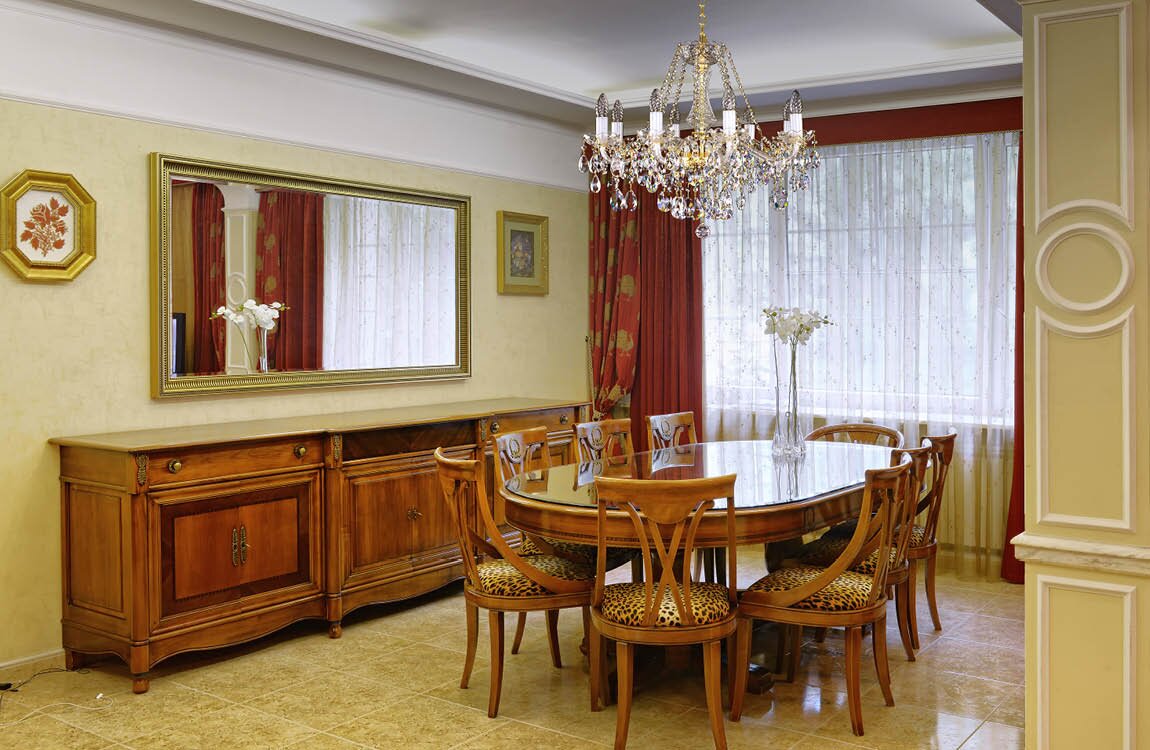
[1035,574,1137,749]
[1035,307,1135,531]
[1013,531,1150,576]
[1033,2,1133,231]
[1035,222,1133,312]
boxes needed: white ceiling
[58,0,1022,126]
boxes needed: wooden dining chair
[806,422,904,448]
[646,411,698,450]
[589,473,739,750]
[644,411,727,585]
[905,432,957,648]
[797,445,931,661]
[575,418,635,462]
[730,455,915,736]
[433,448,595,718]
[495,427,634,653]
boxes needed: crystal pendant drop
[590,175,601,193]
[578,154,588,173]
[695,223,711,239]
[657,196,670,212]
[626,190,637,210]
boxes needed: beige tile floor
[0,550,1024,749]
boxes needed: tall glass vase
[256,327,270,373]
[772,338,807,460]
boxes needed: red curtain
[588,192,642,417]
[191,184,225,374]
[629,191,705,452]
[256,191,325,371]
[1001,142,1026,583]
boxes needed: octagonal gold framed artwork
[1,169,96,281]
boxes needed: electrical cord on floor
[0,667,114,727]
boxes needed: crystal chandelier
[578,1,820,238]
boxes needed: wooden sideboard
[51,396,588,693]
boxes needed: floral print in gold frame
[1,169,96,282]
[497,211,548,296]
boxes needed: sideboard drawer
[489,406,577,437]
[146,437,324,487]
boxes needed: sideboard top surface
[50,396,586,452]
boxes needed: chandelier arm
[724,46,760,130]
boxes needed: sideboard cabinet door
[154,471,322,626]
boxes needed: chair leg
[713,549,727,586]
[461,600,479,689]
[511,612,527,655]
[906,559,921,650]
[545,609,562,668]
[786,624,803,683]
[630,556,643,582]
[702,639,728,750]
[487,610,505,718]
[614,642,634,750]
[872,614,894,707]
[729,619,750,721]
[925,553,942,631]
[894,580,916,662]
[813,627,827,643]
[844,625,864,736]
[589,624,605,711]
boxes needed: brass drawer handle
[231,528,240,567]
[490,421,500,434]
[406,507,423,521]
[239,525,250,564]
[167,459,183,474]
[294,445,307,459]
[559,414,569,425]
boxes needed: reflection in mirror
[152,154,470,397]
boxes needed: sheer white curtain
[323,196,457,369]
[704,132,1019,577]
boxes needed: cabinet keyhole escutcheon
[406,507,423,521]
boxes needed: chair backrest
[744,454,914,610]
[806,422,904,448]
[889,445,932,571]
[646,411,698,450]
[575,418,634,462]
[493,427,552,488]
[917,432,957,546]
[592,473,738,628]
[433,447,587,595]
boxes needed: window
[703,132,1019,434]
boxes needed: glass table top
[503,440,895,510]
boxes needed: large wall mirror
[151,154,470,397]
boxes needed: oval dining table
[500,439,896,696]
[501,439,895,549]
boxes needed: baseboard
[0,649,65,682]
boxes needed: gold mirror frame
[151,153,471,398]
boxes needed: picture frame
[1,169,96,282]
[496,210,548,296]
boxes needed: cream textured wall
[0,98,588,664]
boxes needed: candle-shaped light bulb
[610,99,624,137]
[594,93,608,138]
[783,89,803,134]
[722,85,737,135]
[648,88,664,136]
[740,109,756,140]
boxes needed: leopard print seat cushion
[475,555,593,597]
[599,582,731,627]
[908,525,927,547]
[799,535,898,575]
[520,536,636,570]
[746,565,874,611]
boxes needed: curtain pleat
[630,191,705,452]
[256,191,325,371]
[190,183,225,374]
[588,191,642,417]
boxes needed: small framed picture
[1,169,96,282]
[497,211,548,296]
